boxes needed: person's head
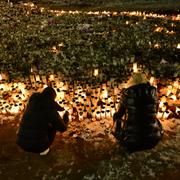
[127,72,148,88]
[41,86,56,100]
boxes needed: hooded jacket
[17,92,68,152]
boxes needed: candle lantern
[93,69,99,77]
[163,110,170,119]
[157,111,163,119]
[106,109,111,119]
[96,111,101,120]
[133,63,138,73]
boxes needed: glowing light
[150,77,155,85]
[170,94,177,101]
[163,111,170,119]
[49,74,54,81]
[177,43,180,49]
[93,69,99,77]
[157,111,163,119]
[154,27,163,32]
[154,43,161,49]
[133,63,138,73]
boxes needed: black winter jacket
[17,92,68,152]
[113,83,163,152]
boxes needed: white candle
[173,80,179,89]
[161,106,166,112]
[177,43,180,49]
[106,110,111,119]
[159,101,164,108]
[163,111,170,119]
[49,74,54,81]
[166,85,172,96]
[133,63,138,73]
[93,69,99,76]
[176,107,180,115]
[96,111,101,120]
[150,77,155,85]
[35,75,40,82]
[157,111,163,119]
[170,94,177,101]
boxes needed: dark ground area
[0,115,180,180]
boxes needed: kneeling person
[113,73,163,152]
[17,87,69,155]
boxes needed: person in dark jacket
[113,73,163,153]
[17,86,69,155]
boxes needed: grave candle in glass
[163,110,171,119]
[106,109,111,119]
[157,111,163,119]
[96,111,101,120]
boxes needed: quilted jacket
[113,83,163,152]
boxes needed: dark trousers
[41,126,56,152]
[18,127,56,153]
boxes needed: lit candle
[150,77,155,86]
[133,63,138,73]
[35,75,40,82]
[173,80,179,89]
[101,89,108,99]
[154,43,160,49]
[176,107,180,115]
[106,109,111,119]
[169,94,177,101]
[166,85,172,96]
[49,74,54,81]
[93,69,99,77]
[177,43,180,49]
[163,110,170,119]
[30,75,35,84]
[161,106,166,112]
[96,111,101,120]
[159,101,164,109]
[157,111,163,119]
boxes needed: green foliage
[0,2,179,82]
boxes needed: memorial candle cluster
[0,68,179,122]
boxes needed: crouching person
[113,73,163,153]
[17,87,69,155]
